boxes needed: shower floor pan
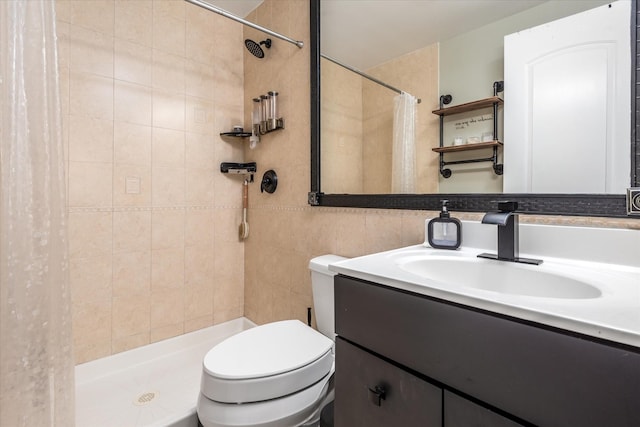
[76,318,255,427]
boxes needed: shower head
[245,38,271,58]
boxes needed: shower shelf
[432,81,504,178]
[219,119,285,139]
[220,131,252,138]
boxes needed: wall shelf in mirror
[432,140,503,154]
[432,96,504,116]
[434,82,504,178]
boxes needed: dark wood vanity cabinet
[334,275,640,427]
[335,338,442,427]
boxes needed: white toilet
[197,254,346,427]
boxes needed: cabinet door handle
[368,385,386,406]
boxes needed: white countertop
[329,222,640,348]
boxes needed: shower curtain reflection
[0,0,75,425]
[392,92,417,193]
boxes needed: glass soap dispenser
[427,200,461,250]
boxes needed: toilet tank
[309,255,347,341]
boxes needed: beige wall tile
[115,0,153,47]
[185,132,215,171]
[185,283,214,320]
[213,66,244,110]
[113,250,151,297]
[74,341,112,365]
[185,60,215,99]
[114,122,152,166]
[68,212,112,259]
[152,90,186,130]
[151,248,185,290]
[185,3,216,66]
[401,212,429,246]
[212,174,243,210]
[68,161,113,207]
[152,2,185,57]
[112,332,150,355]
[185,209,215,247]
[152,50,185,94]
[152,210,185,250]
[69,116,114,163]
[152,166,185,206]
[113,211,151,252]
[184,315,214,333]
[150,322,184,343]
[152,128,185,166]
[364,211,404,254]
[150,288,184,328]
[213,242,243,281]
[67,0,114,35]
[186,96,214,135]
[334,211,367,257]
[114,39,152,86]
[113,163,152,207]
[70,72,114,120]
[72,299,112,363]
[114,81,153,125]
[69,255,112,305]
[112,293,151,339]
[55,0,72,24]
[185,245,214,287]
[69,25,113,78]
[185,168,215,206]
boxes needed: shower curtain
[0,1,75,426]
[392,92,417,193]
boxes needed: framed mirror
[309,0,639,217]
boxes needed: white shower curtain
[392,92,417,193]
[1,1,75,426]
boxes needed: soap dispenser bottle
[427,200,462,250]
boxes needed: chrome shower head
[245,38,271,58]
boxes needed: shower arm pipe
[320,53,421,104]
[184,0,304,49]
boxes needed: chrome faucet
[478,202,542,265]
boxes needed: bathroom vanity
[330,223,640,427]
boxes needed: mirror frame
[309,0,639,218]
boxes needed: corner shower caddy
[220,91,285,141]
[432,81,504,178]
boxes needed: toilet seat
[201,320,334,403]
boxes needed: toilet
[197,254,346,427]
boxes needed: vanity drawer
[335,274,640,427]
[444,391,524,427]
[334,337,442,427]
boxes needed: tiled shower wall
[56,0,245,364]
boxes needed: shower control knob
[260,170,278,193]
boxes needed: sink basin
[398,256,602,299]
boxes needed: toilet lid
[201,320,335,403]
[204,319,333,380]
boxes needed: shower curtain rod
[321,54,421,104]
[184,0,304,49]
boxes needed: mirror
[310,0,639,217]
